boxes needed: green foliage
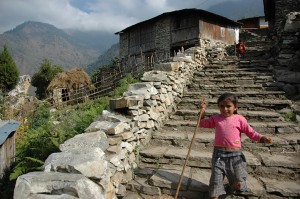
[90,67,111,84]
[27,102,51,129]
[8,96,109,183]
[0,45,19,93]
[283,111,298,123]
[0,166,16,199]
[31,59,63,99]
[111,74,139,97]
[90,56,120,83]
[1,88,111,197]
[0,95,6,119]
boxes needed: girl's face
[218,99,237,117]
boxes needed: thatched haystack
[47,67,91,91]
[47,68,92,105]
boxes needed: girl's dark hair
[217,93,238,114]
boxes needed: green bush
[27,102,51,129]
[9,96,109,181]
[111,74,139,97]
[0,81,120,198]
[283,111,298,123]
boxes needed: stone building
[115,8,240,68]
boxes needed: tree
[0,45,19,93]
[31,59,63,99]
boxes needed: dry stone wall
[271,0,300,37]
[13,40,228,199]
[270,12,300,97]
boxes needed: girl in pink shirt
[199,93,271,199]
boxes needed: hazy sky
[0,0,262,34]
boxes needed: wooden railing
[45,61,155,108]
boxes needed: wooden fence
[46,59,156,108]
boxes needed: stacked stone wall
[13,40,228,199]
[272,0,300,36]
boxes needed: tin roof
[115,8,241,34]
[0,120,20,146]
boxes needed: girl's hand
[199,99,207,110]
[260,136,272,143]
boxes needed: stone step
[151,129,299,152]
[138,145,300,180]
[238,62,271,68]
[206,59,237,65]
[194,70,273,77]
[203,62,271,69]
[192,76,274,85]
[245,40,272,46]
[126,164,300,198]
[177,98,292,111]
[174,109,282,121]
[244,50,270,55]
[164,120,299,134]
[183,91,287,100]
[199,66,271,72]
[186,83,281,93]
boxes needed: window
[221,27,225,38]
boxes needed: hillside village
[1,0,300,199]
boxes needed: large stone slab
[260,153,300,168]
[141,71,171,84]
[164,148,212,168]
[154,62,180,72]
[153,131,187,140]
[59,131,108,152]
[140,146,168,158]
[149,165,191,190]
[95,112,132,123]
[28,194,78,198]
[44,147,107,180]
[14,172,105,199]
[247,175,265,196]
[260,177,300,197]
[243,151,261,166]
[110,96,144,109]
[189,168,210,191]
[126,177,161,196]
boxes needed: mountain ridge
[0,21,117,76]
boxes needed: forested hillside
[0,21,117,75]
[84,43,119,75]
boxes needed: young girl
[236,40,246,58]
[199,93,271,199]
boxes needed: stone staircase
[124,40,300,198]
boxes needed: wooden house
[115,8,241,66]
[0,120,20,177]
[237,16,268,30]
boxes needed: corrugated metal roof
[0,120,20,146]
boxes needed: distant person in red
[236,40,246,58]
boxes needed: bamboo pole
[174,109,204,199]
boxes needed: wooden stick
[174,109,204,199]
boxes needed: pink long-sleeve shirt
[200,114,262,149]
